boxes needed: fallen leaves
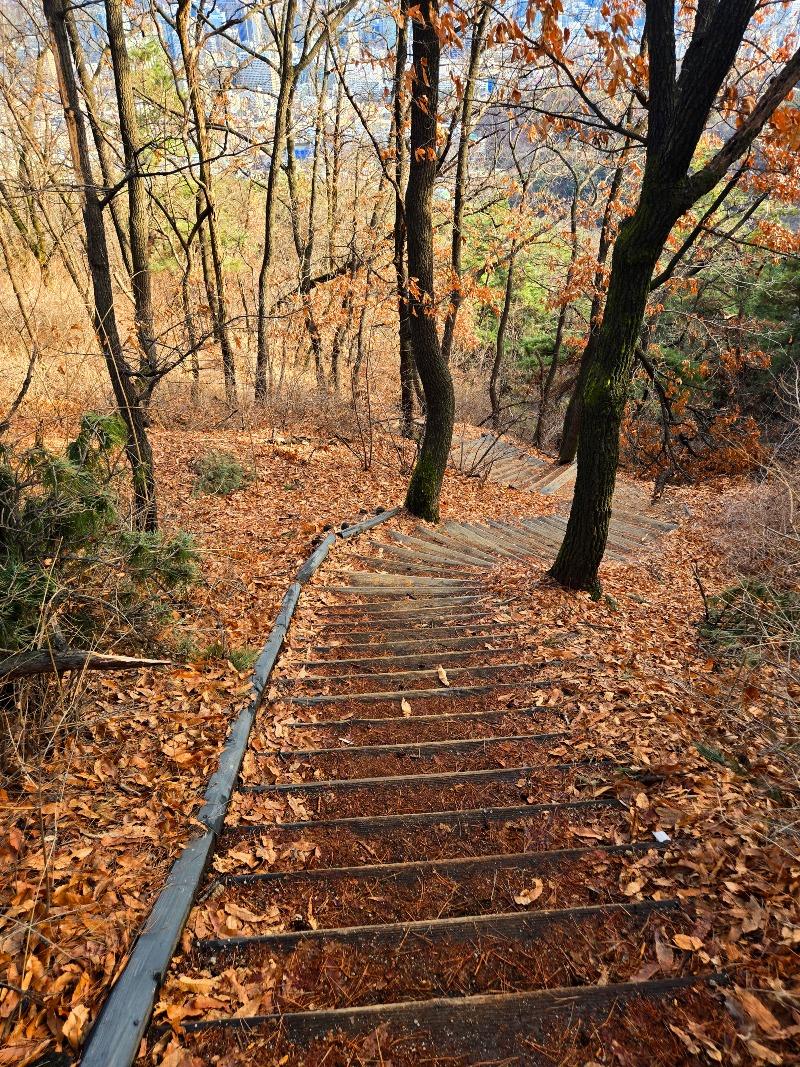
[622,878,645,896]
[62,1004,90,1050]
[673,933,704,951]
[731,987,783,1037]
[4,433,799,1064]
[481,482,800,1064]
[513,879,544,905]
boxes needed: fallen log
[0,651,171,680]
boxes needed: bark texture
[440,0,489,365]
[176,0,238,404]
[558,119,630,463]
[490,245,516,431]
[404,0,454,522]
[105,0,157,390]
[255,0,297,402]
[551,0,800,592]
[392,2,415,436]
[44,0,157,530]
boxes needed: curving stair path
[143,505,726,1064]
[450,432,577,495]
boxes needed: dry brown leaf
[655,933,675,969]
[62,1004,90,1050]
[176,975,218,995]
[747,1040,783,1065]
[673,933,704,951]
[623,878,645,896]
[734,987,783,1036]
[513,879,544,905]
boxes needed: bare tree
[404,0,455,521]
[43,0,157,529]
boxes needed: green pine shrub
[0,412,199,658]
[191,450,252,495]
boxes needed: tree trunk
[285,67,326,393]
[105,0,158,393]
[490,243,516,431]
[176,0,237,405]
[392,1,414,437]
[536,175,579,447]
[255,0,297,402]
[558,112,632,463]
[550,2,800,593]
[550,187,673,592]
[64,10,133,277]
[44,0,157,531]
[404,0,454,522]
[441,0,489,364]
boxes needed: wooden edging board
[79,507,400,1067]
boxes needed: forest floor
[1,422,798,1065]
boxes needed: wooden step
[229,795,624,835]
[299,647,516,669]
[279,662,527,689]
[239,758,609,794]
[309,634,512,654]
[284,699,561,730]
[272,730,566,760]
[289,684,496,704]
[197,897,679,953]
[219,839,664,885]
[319,613,497,636]
[178,975,713,1045]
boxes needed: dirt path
[146,512,728,1064]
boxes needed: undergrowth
[0,413,200,772]
[0,413,199,656]
[191,450,252,495]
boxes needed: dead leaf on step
[668,1023,701,1055]
[437,665,450,686]
[673,933,704,951]
[401,698,412,717]
[654,932,674,969]
[176,975,219,995]
[307,897,318,930]
[623,878,645,896]
[732,987,783,1036]
[62,1004,90,1050]
[513,879,543,905]
[746,1040,783,1065]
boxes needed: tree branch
[686,44,800,202]
[0,651,171,680]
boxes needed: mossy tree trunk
[550,0,800,593]
[557,111,632,465]
[550,186,672,592]
[404,0,454,522]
